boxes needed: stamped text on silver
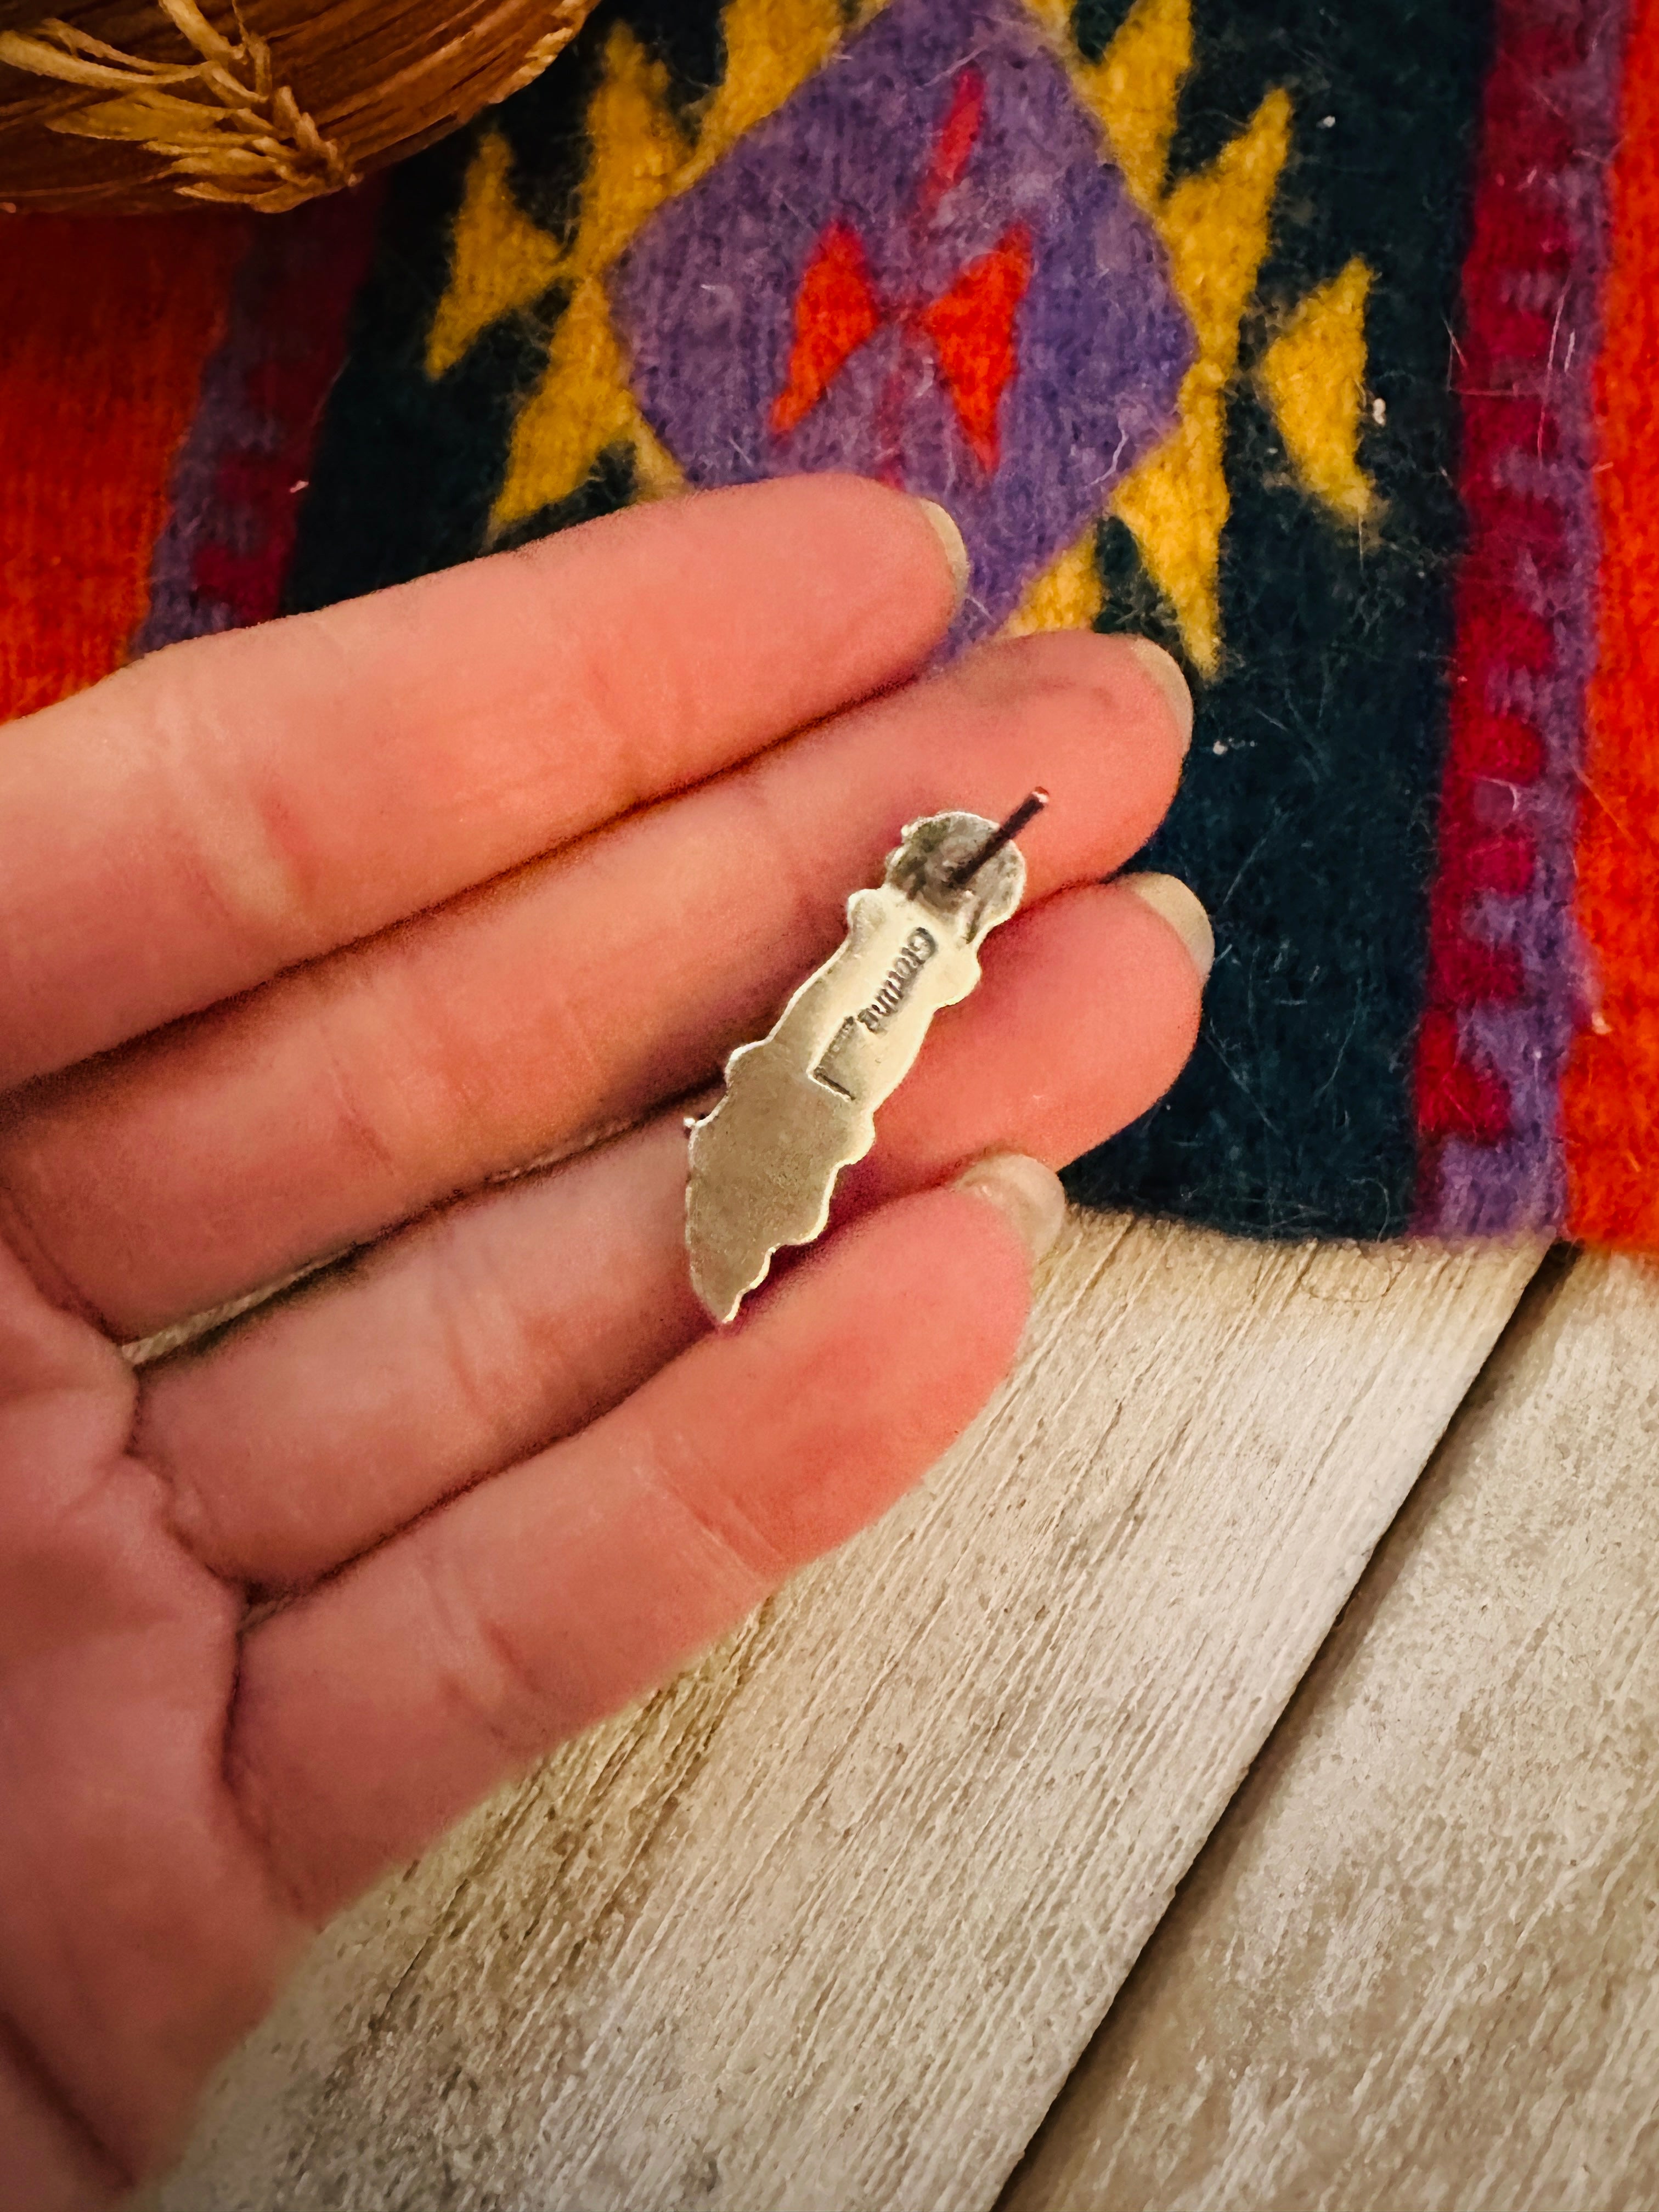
[685,812,1027,1324]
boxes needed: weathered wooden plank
[150,1214,1537,2212]
[1005,1248,1659,2212]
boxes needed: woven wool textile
[1,0,1654,1250]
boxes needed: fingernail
[955,1153,1067,1267]
[916,498,970,606]
[1124,871,1214,984]
[1124,636,1194,755]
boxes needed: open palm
[0,477,1199,2206]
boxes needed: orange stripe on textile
[0,213,249,723]
[1562,0,1659,1245]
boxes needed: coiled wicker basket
[0,0,600,213]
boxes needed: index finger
[0,476,963,1090]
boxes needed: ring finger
[1,630,1188,1336]
[136,874,1205,1589]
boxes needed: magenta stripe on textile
[1420,0,1626,1237]
[133,183,382,656]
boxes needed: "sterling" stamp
[856,927,938,1034]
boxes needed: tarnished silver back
[685,811,1028,1323]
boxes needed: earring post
[944,788,1049,889]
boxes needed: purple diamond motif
[608,0,1194,642]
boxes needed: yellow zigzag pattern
[426,0,1375,661]
[1014,0,1374,665]
[1258,255,1376,525]
[452,0,851,536]
[1106,83,1293,673]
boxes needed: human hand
[0,476,1202,2206]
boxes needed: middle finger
[138,876,1204,1589]
[0,631,1184,1336]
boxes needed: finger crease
[640,1431,791,1595]
[0,2002,134,2197]
[424,1214,549,1472]
[301,963,408,1195]
[729,765,843,972]
[416,1541,562,1768]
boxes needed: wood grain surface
[1005,1248,1659,2212]
[149,1213,1538,2212]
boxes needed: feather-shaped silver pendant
[686,796,1043,1323]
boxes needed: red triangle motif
[918,223,1034,473]
[770,218,883,439]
